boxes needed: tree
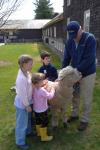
[0,0,23,28]
[34,0,54,19]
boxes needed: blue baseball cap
[67,21,80,39]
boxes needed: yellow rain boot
[40,127,53,141]
[36,125,41,136]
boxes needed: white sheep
[46,66,82,128]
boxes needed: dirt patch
[33,56,41,63]
[0,61,12,67]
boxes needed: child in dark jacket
[38,51,58,81]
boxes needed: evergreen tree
[34,0,54,19]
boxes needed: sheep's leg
[71,93,80,117]
[61,105,68,128]
[51,106,59,128]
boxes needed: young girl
[31,73,55,141]
[14,54,33,150]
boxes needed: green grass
[0,43,100,150]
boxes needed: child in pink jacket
[31,73,55,141]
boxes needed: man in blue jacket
[62,21,96,131]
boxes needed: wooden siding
[0,29,42,42]
[64,0,100,65]
[16,29,42,41]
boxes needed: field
[0,43,100,150]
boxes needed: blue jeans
[15,107,32,145]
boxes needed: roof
[43,13,63,28]
[0,19,51,29]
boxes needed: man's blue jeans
[15,107,32,145]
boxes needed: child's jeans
[15,107,32,145]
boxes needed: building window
[54,26,56,38]
[9,31,13,36]
[84,9,90,32]
[46,29,47,36]
[67,0,71,6]
[67,17,70,39]
[50,27,52,37]
[47,28,49,36]
[42,30,45,36]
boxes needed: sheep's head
[58,66,82,86]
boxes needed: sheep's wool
[58,66,73,80]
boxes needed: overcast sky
[9,0,63,20]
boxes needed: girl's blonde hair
[31,73,45,84]
[18,54,33,67]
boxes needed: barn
[0,19,50,43]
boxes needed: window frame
[84,9,90,32]
[54,26,56,38]
[67,0,71,6]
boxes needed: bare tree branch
[0,0,24,28]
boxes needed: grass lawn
[0,43,100,150]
